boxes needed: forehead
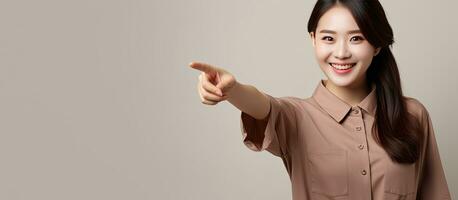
[316,5,360,33]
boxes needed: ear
[374,47,381,56]
[310,32,316,47]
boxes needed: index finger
[189,62,216,74]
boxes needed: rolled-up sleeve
[417,105,451,199]
[240,93,298,158]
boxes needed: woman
[189,0,451,199]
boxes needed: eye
[321,36,333,41]
[350,36,364,42]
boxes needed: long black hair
[307,0,422,164]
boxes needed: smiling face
[310,4,380,89]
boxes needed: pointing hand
[189,61,237,105]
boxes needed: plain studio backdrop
[0,0,456,199]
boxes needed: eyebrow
[319,29,362,34]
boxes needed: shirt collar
[312,79,377,123]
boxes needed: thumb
[216,74,232,93]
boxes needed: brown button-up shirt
[240,79,451,200]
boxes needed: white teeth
[330,63,355,70]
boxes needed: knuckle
[201,92,208,99]
[201,83,208,90]
[203,94,215,101]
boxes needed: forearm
[226,81,270,120]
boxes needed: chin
[328,78,356,87]
[325,72,360,87]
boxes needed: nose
[333,41,351,59]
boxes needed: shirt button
[358,144,364,150]
[355,126,362,131]
[361,170,367,175]
[353,109,359,114]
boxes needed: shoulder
[266,94,305,106]
[264,94,306,113]
[403,96,430,122]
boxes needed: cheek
[314,44,333,62]
[352,45,375,63]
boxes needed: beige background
[0,0,456,199]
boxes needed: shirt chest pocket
[384,162,417,200]
[308,150,349,198]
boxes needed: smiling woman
[189,0,452,199]
[309,4,381,91]
[307,0,422,164]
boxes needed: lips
[329,63,356,70]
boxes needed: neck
[324,79,372,107]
